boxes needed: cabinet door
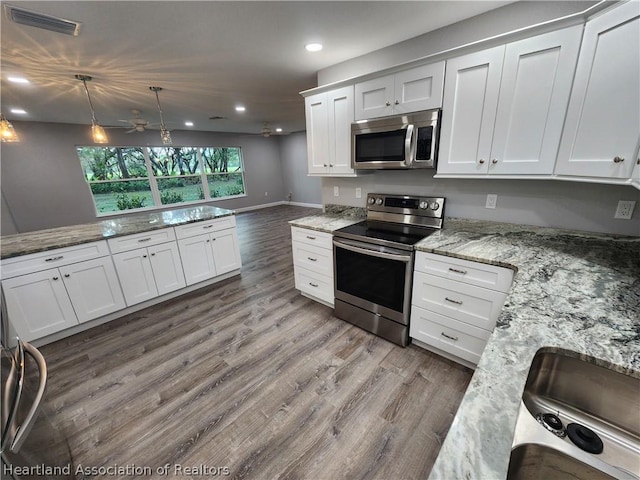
[211,229,242,276]
[148,242,186,296]
[490,26,583,175]
[112,248,158,306]
[60,257,126,323]
[393,62,445,114]
[2,269,77,342]
[556,2,640,179]
[178,234,217,286]
[354,74,395,120]
[437,46,505,174]
[327,86,355,175]
[305,92,330,174]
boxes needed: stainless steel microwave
[351,109,441,170]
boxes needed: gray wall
[279,131,322,206]
[318,1,597,85]
[1,121,288,234]
[322,173,640,236]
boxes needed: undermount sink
[508,348,640,480]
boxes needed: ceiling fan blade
[117,119,132,124]
[125,128,137,134]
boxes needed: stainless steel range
[332,193,445,347]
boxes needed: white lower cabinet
[410,251,513,367]
[175,218,242,286]
[112,242,186,306]
[291,226,334,306]
[1,242,125,342]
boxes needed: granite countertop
[290,212,640,478]
[288,205,366,233]
[0,205,235,259]
[417,218,640,479]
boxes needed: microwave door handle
[8,341,47,453]
[404,124,415,167]
[333,239,411,263]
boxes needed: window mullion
[198,148,212,199]
[144,147,162,206]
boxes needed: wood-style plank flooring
[40,205,472,479]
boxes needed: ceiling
[1,1,511,136]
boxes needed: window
[76,146,246,215]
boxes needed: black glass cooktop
[334,220,438,249]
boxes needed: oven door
[333,238,413,324]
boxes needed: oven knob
[375,198,383,206]
[367,197,375,205]
[419,201,429,209]
[430,202,440,210]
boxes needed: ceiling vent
[4,4,81,36]
[209,116,227,121]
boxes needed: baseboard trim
[234,201,322,213]
[287,201,323,209]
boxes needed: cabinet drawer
[410,305,489,365]
[415,251,513,292]
[1,241,110,279]
[291,226,332,250]
[292,242,333,278]
[412,271,507,331]
[107,228,177,254]
[294,266,334,306]
[174,216,236,239]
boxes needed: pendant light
[0,114,19,142]
[149,86,171,144]
[75,74,108,144]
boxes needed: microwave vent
[4,4,82,36]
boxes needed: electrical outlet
[486,194,498,209]
[355,188,362,199]
[614,200,636,219]
[264,191,268,197]
[334,186,339,197]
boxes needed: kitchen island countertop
[1,205,235,259]
[290,212,640,479]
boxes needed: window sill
[94,194,247,218]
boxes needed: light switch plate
[355,188,362,199]
[486,194,498,209]
[333,186,339,197]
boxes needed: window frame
[76,145,247,217]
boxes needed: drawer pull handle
[203,225,214,229]
[307,257,318,262]
[138,237,152,243]
[308,282,319,288]
[441,332,459,342]
[445,297,463,305]
[306,235,317,240]
[45,255,64,262]
[448,267,467,275]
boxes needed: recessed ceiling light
[8,76,30,84]
[184,121,194,127]
[235,106,246,112]
[10,108,27,115]
[305,43,323,52]
[275,128,283,133]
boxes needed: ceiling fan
[256,122,285,137]
[115,109,159,133]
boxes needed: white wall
[279,131,322,206]
[322,172,640,236]
[0,121,288,234]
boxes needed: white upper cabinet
[438,26,583,175]
[305,85,355,176]
[354,62,444,120]
[555,2,640,180]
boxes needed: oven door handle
[333,238,411,263]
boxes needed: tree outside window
[76,145,246,215]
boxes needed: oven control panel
[366,193,444,219]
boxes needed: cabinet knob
[151,253,156,256]
[206,239,210,243]
[323,164,328,167]
[478,159,485,164]
[637,158,640,165]
[64,274,70,278]
[142,254,147,258]
[52,276,59,281]
[329,164,334,167]
[491,158,498,164]
[385,101,391,106]
[613,156,625,163]
[394,100,399,105]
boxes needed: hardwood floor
[40,205,472,479]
